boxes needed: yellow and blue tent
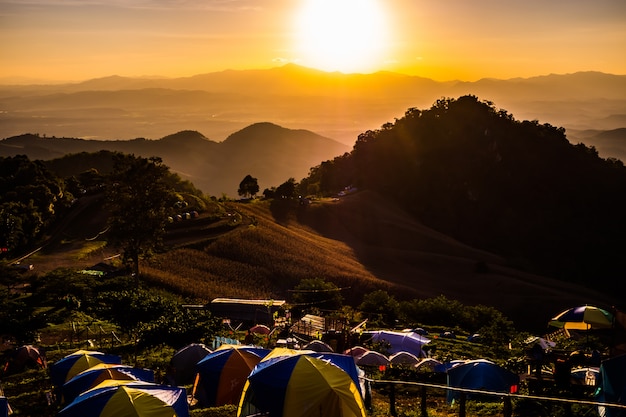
[58,380,189,417]
[50,350,122,387]
[62,363,155,404]
[193,345,270,407]
[238,354,366,417]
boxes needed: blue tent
[58,380,189,417]
[447,359,519,402]
[0,396,9,417]
[238,354,365,417]
[50,350,122,387]
[596,354,626,417]
[62,363,155,404]
[194,346,270,407]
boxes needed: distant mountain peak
[160,130,213,143]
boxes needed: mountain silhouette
[0,123,349,196]
[1,65,624,160]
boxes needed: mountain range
[0,124,348,197]
[1,64,625,160]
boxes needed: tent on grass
[367,330,430,358]
[50,350,122,387]
[596,354,626,417]
[193,345,269,407]
[238,354,366,417]
[58,380,189,417]
[446,359,519,402]
[0,396,9,417]
[167,343,212,385]
[3,345,47,374]
[62,363,155,404]
[303,340,334,352]
[356,351,389,367]
[389,351,421,365]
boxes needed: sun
[293,0,389,73]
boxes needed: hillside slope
[27,188,616,333]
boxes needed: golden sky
[1,0,625,82]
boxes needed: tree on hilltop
[238,174,260,199]
[105,154,179,286]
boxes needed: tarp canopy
[367,330,430,358]
[193,346,269,407]
[168,343,212,385]
[549,305,614,330]
[62,363,154,404]
[596,354,626,417]
[238,354,366,417]
[447,359,519,402]
[58,380,189,417]
[50,350,122,387]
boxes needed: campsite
[1,288,625,417]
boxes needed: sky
[1,0,625,82]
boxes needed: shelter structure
[238,354,366,417]
[0,396,9,417]
[446,359,519,402]
[193,345,270,407]
[50,350,122,387]
[3,345,46,374]
[596,354,626,417]
[61,364,154,404]
[167,343,212,385]
[208,298,285,326]
[365,330,430,358]
[58,380,189,417]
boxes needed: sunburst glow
[293,0,389,73]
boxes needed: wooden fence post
[389,383,397,417]
[458,392,466,417]
[503,395,512,417]
[420,385,428,417]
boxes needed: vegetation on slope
[299,96,626,294]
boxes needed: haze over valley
[1,65,625,164]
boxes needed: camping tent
[238,354,366,417]
[50,350,122,387]
[303,340,334,352]
[0,396,9,417]
[596,354,626,417]
[62,363,155,404]
[367,330,430,358]
[390,351,421,365]
[447,359,519,402]
[3,345,47,374]
[356,351,390,367]
[167,343,212,385]
[58,380,189,417]
[193,346,268,407]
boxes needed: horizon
[2,0,624,83]
[1,63,624,86]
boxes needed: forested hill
[300,96,626,293]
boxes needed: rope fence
[366,377,626,417]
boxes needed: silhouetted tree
[275,178,297,199]
[105,155,178,286]
[238,174,260,199]
[291,278,344,316]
